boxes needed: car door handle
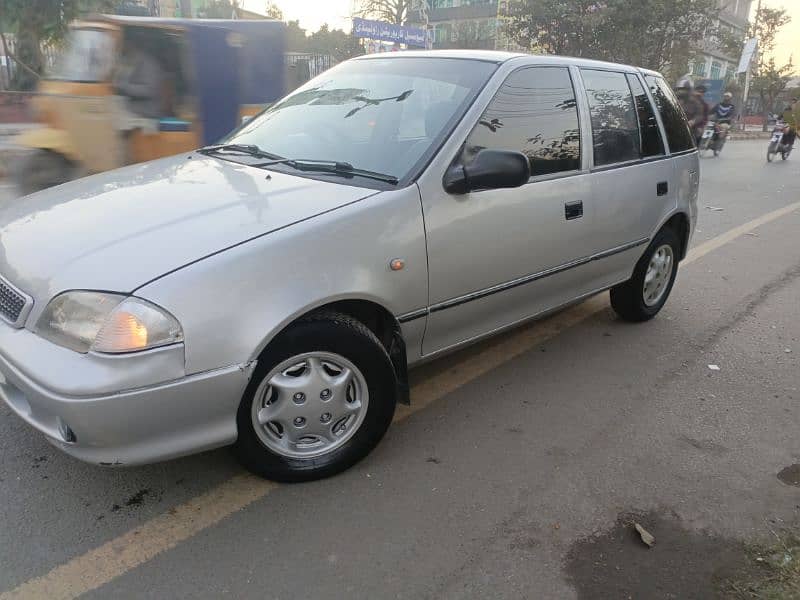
[565,200,583,220]
[657,181,668,196]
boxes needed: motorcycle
[767,121,793,162]
[698,121,730,157]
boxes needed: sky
[241,0,797,71]
[760,0,799,70]
[239,0,352,33]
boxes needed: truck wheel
[13,150,75,195]
[234,311,398,482]
[610,227,680,322]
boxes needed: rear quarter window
[644,75,695,153]
[580,69,640,166]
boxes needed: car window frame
[578,67,645,171]
[453,64,587,188]
[643,73,697,156]
[626,73,666,159]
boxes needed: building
[409,0,753,75]
[690,0,753,83]
[409,0,500,50]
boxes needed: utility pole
[741,0,761,127]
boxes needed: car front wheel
[234,311,397,482]
[610,227,680,322]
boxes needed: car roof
[355,49,662,77]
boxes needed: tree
[285,20,309,52]
[264,1,283,20]
[198,0,239,18]
[355,0,411,25]
[503,0,719,80]
[0,0,115,89]
[178,0,192,17]
[745,7,792,128]
[503,0,605,56]
[437,20,496,50]
[600,0,719,81]
[307,24,364,61]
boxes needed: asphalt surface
[1,140,799,599]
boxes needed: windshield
[225,57,497,183]
[50,29,115,82]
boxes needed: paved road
[1,140,799,599]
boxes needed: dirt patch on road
[778,464,800,487]
[564,510,755,600]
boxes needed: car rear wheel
[610,227,680,322]
[234,311,397,482]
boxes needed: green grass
[722,533,800,600]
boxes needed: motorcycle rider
[695,84,710,134]
[676,78,705,144]
[710,92,736,125]
[782,97,798,148]
[707,91,735,154]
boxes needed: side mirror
[443,149,530,194]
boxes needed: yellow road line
[1,477,276,600]
[3,201,799,600]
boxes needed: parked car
[0,51,699,482]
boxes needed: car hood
[0,154,376,305]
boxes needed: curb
[729,132,772,141]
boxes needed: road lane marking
[0,476,276,600]
[3,200,800,600]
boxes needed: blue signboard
[352,18,427,47]
[697,79,725,106]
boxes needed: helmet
[723,92,733,99]
[676,77,694,90]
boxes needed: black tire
[610,227,680,322]
[12,150,75,195]
[767,142,778,162]
[234,310,398,482]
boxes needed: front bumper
[0,324,252,466]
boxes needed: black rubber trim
[397,308,428,323]
[429,237,649,314]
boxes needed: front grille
[0,275,31,326]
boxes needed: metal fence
[284,53,336,80]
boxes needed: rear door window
[644,75,695,153]
[462,66,581,177]
[626,74,664,157]
[580,69,640,167]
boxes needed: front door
[419,66,595,355]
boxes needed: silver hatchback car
[0,51,698,481]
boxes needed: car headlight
[37,291,183,354]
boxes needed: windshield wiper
[253,158,399,185]
[199,144,283,160]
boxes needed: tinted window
[626,74,664,157]
[581,69,639,166]
[463,66,580,177]
[645,75,695,152]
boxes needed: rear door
[580,69,673,258]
